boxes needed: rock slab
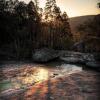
[32,48,59,62]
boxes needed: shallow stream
[0,61,82,94]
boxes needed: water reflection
[36,68,49,82]
[17,68,49,85]
[0,63,82,93]
[17,68,48,85]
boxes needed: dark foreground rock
[32,48,59,62]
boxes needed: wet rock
[86,62,100,69]
[82,53,95,62]
[59,51,95,64]
[53,73,59,76]
[50,96,54,100]
[50,75,55,78]
[60,56,84,63]
[32,48,59,62]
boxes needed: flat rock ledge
[59,51,95,63]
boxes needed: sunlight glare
[17,67,49,85]
[36,68,49,82]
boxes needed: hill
[69,15,95,34]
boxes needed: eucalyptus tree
[44,0,56,21]
[27,1,40,49]
[33,0,39,11]
[62,12,71,35]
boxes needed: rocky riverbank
[32,48,100,70]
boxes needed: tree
[14,1,27,18]
[0,0,18,13]
[33,0,39,11]
[61,12,71,35]
[27,1,40,48]
[53,6,61,20]
[0,0,6,12]
[44,0,56,21]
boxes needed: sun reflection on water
[36,68,49,82]
[17,68,49,85]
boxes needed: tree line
[0,0,72,59]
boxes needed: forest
[0,0,73,60]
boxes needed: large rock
[59,51,95,64]
[32,48,59,62]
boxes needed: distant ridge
[69,15,95,33]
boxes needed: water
[0,61,82,94]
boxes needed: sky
[21,0,100,17]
